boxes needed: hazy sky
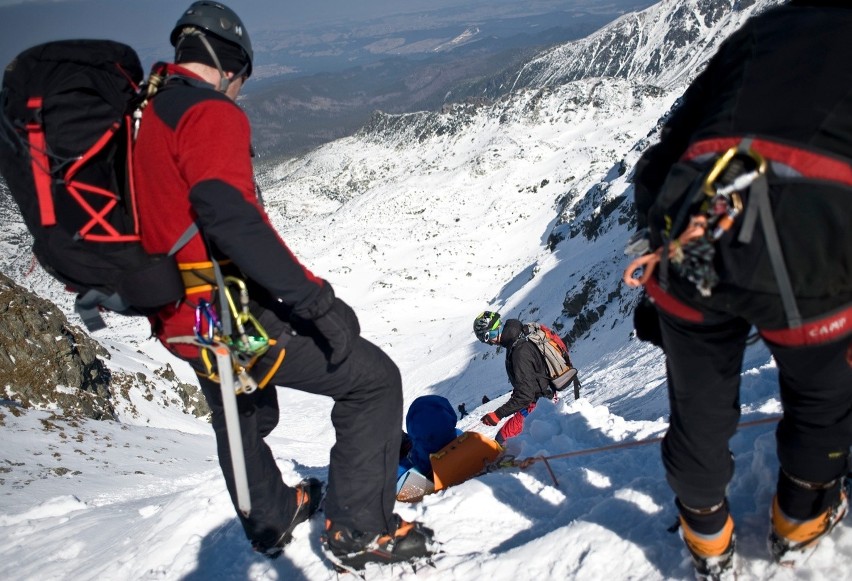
[0,0,633,70]
[0,0,444,60]
[0,1,567,61]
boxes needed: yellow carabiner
[702,145,767,198]
[223,276,248,320]
[222,275,270,357]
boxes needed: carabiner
[194,299,221,345]
[222,275,270,356]
[702,145,767,198]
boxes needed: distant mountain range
[238,0,782,159]
[237,1,660,159]
[0,0,657,160]
[251,0,780,357]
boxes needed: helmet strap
[176,28,231,92]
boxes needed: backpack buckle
[25,96,44,126]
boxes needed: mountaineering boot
[679,512,736,581]
[252,477,325,558]
[321,513,435,571]
[768,490,848,566]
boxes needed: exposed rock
[0,272,212,420]
[155,364,211,418]
[562,278,598,318]
[564,304,608,346]
[0,271,114,420]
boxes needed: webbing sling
[735,140,802,328]
[24,97,55,226]
[684,137,852,186]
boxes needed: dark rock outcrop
[0,272,115,419]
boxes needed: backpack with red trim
[0,40,186,331]
[643,136,852,335]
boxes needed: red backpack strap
[25,96,55,226]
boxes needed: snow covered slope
[2,0,849,579]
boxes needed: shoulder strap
[168,222,198,256]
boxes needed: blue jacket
[400,395,461,477]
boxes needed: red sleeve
[176,99,257,207]
[178,99,326,312]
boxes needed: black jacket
[494,319,552,418]
[633,0,852,329]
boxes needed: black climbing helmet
[473,311,502,343]
[171,1,253,78]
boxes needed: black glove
[481,411,501,426]
[633,291,663,348]
[313,296,360,365]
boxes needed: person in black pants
[627,1,852,577]
[134,2,433,569]
[197,320,408,558]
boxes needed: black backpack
[0,40,190,331]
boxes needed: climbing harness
[191,274,272,393]
[625,140,766,297]
[625,135,852,333]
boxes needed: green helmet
[473,311,502,343]
[171,1,253,78]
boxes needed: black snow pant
[196,325,402,549]
[657,309,852,521]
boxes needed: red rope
[514,415,781,485]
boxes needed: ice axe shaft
[214,345,252,517]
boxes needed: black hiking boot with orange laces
[769,490,848,566]
[252,477,325,558]
[321,513,436,572]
